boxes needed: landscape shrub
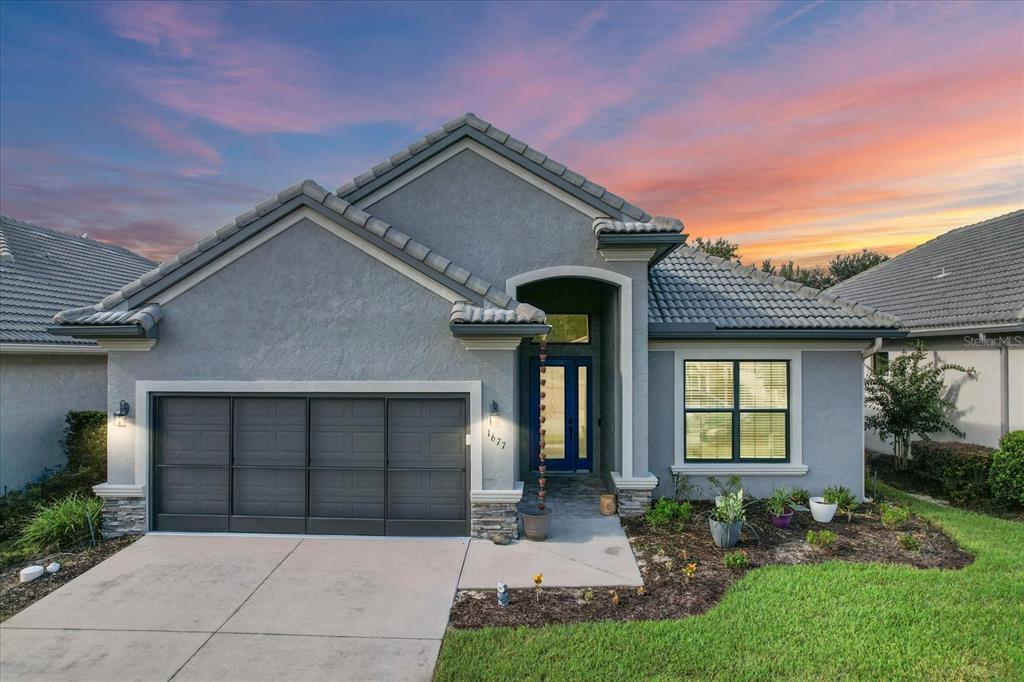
[806,530,837,550]
[880,503,910,530]
[723,550,749,569]
[988,430,1024,507]
[61,411,107,479]
[898,533,921,551]
[911,440,994,504]
[646,498,693,526]
[17,494,103,555]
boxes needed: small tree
[865,342,972,469]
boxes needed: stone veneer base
[100,496,146,537]
[614,488,652,517]
[470,502,520,540]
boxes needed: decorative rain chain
[537,337,548,510]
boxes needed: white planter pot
[809,497,837,523]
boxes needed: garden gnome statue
[497,581,509,608]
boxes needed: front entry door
[530,357,593,472]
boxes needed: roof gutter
[450,323,551,338]
[648,324,908,340]
[46,325,150,339]
[862,337,884,359]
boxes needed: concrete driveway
[0,534,469,681]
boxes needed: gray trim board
[450,323,551,337]
[47,325,148,338]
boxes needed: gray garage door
[153,395,467,536]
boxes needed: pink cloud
[103,1,222,58]
[130,116,222,172]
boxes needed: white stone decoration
[19,565,44,583]
[46,562,61,573]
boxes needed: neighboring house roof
[828,210,1024,332]
[0,215,154,346]
[337,113,652,222]
[649,246,902,337]
[52,180,532,335]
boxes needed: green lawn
[435,487,1024,681]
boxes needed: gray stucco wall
[0,353,107,492]
[105,218,517,489]
[366,148,650,478]
[647,348,866,500]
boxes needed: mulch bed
[448,499,972,629]
[0,536,138,622]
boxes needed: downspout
[1000,337,1010,437]
[862,337,883,360]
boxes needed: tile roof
[0,216,154,346]
[593,216,684,235]
[649,246,900,330]
[450,301,546,324]
[828,210,1024,331]
[337,113,652,222]
[53,180,534,329]
[53,303,162,331]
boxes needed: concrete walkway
[1,534,468,681]
[460,477,643,588]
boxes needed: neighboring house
[830,210,1024,451]
[0,216,154,493]
[48,113,903,538]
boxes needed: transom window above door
[532,314,590,344]
[683,360,789,462]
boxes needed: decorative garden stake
[497,581,509,608]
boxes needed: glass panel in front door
[542,366,566,461]
[577,365,588,461]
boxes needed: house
[48,113,904,538]
[0,216,154,493]
[830,210,1024,451]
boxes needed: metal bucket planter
[709,519,742,548]
[520,507,553,541]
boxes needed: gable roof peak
[335,113,652,222]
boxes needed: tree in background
[693,236,889,288]
[691,236,741,261]
[828,249,890,283]
[865,342,972,470]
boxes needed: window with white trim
[683,360,789,462]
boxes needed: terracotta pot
[520,507,553,541]
[599,493,617,516]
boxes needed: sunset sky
[1,1,1021,265]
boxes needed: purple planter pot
[770,510,794,529]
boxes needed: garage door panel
[158,397,230,466]
[388,470,466,520]
[310,399,386,468]
[233,468,305,517]
[235,398,307,467]
[157,467,229,515]
[309,469,385,518]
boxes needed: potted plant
[709,489,745,548]
[809,487,839,523]
[765,487,808,528]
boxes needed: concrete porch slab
[459,513,643,588]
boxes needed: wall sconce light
[114,400,130,427]
[489,400,500,426]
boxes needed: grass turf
[434,486,1023,681]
